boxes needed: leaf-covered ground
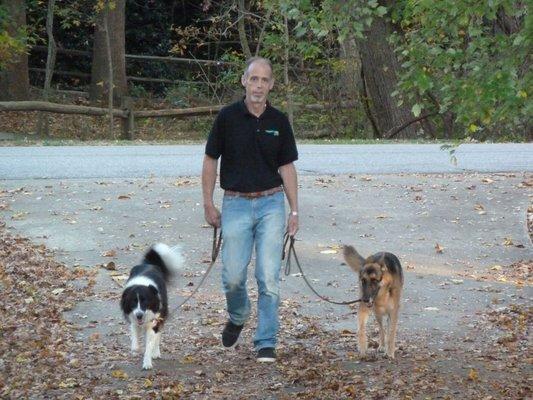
[1,220,531,399]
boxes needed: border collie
[120,243,183,370]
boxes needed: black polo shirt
[205,99,298,192]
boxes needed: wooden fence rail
[32,45,236,66]
[29,68,209,86]
[0,101,127,117]
[0,100,355,140]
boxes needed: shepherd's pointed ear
[343,245,365,272]
[378,254,387,272]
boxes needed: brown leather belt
[224,186,283,199]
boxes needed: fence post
[121,96,134,140]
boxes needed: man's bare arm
[279,162,298,236]
[202,155,221,227]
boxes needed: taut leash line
[170,227,222,314]
[283,234,361,306]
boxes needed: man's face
[241,61,274,104]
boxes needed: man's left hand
[287,213,299,237]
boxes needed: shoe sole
[257,357,275,363]
[223,335,241,349]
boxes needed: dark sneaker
[257,347,276,363]
[222,321,243,347]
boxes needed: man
[202,56,299,363]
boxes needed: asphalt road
[1,143,531,396]
[1,143,532,179]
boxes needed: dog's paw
[142,360,153,370]
[131,346,140,355]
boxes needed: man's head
[241,56,274,105]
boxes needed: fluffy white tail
[148,243,184,276]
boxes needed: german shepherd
[343,245,403,359]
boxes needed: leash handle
[212,226,222,262]
[282,233,361,306]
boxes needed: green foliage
[128,82,150,99]
[164,82,204,107]
[17,0,530,141]
[280,0,384,42]
[391,0,531,138]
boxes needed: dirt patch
[0,221,96,398]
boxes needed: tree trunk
[255,7,273,56]
[339,37,365,136]
[358,3,420,139]
[37,0,57,137]
[103,11,114,138]
[0,0,29,101]
[89,0,127,105]
[283,14,294,127]
[237,0,252,59]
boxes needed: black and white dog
[120,243,183,370]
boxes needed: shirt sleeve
[205,111,224,159]
[278,115,298,166]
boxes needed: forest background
[0,0,531,142]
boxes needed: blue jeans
[221,191,286,350]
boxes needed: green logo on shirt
[264,129,279,136]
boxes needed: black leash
[169,227,222,313]
[282,233,361,305]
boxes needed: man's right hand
[204,204,221,228]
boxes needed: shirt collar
[240,97,271,119]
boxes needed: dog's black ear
[148,285,159,296]
[343,245,365,272]
[120,287,133,314]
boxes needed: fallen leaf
[11,212,28,220]
[102,261,116,270]
[320,249,337,254]
[174,179,192,187]
[111,369,128,379]
[435,243,444,253]
[102,249,117,257]
[503,237,514,246]
[468,368,478,381]
[340,329,356,336]
[58,378,79,388]
[144,378,153,388]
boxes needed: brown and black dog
[343,245,403,359]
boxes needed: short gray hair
[243,56,273,77]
